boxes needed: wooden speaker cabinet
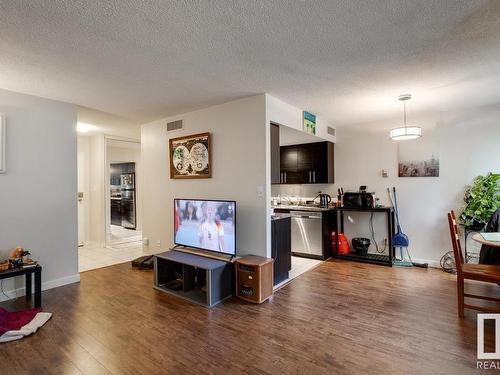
[235,256,274,304]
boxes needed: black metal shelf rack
[334,206,396,267]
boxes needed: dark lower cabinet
[271,216,292,285]
[273,208,337,260]
[111,199,121,225]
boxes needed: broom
[388,187,428,268]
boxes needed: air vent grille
[327,126,336,137]
[166,120,183,132]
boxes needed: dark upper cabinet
[280,146,298,172]
[297,143,314,170]
[279,146,301,184]
[279,141,334,184]
[271,123,281,184]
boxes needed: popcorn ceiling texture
[0,0,499,125]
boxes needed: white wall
[0,89,79,300]
[273,104,500,265]
[142,95,268,256]
[87,134,107,246]
[106,142,143,232]
[78,107,141,139]
[77,136,91,245]
[266,94,336,143]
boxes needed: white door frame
[103,135,141,247]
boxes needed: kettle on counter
[318,193,332,208]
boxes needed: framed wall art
[303,111,316,135]
[169,132,211,179]
[398,130,439,177]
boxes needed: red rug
[0,307,41,335]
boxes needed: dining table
[471,233,500,248]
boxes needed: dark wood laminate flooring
[0,259,497,374]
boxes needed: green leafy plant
[460,173,500,227]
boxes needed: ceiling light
[76,122,97,133]
[390,94,422,141]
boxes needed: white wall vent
[327,126,336,137]
[166,120,183,132]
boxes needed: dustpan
[394,232,409,247]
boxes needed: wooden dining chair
[448,210,500,317]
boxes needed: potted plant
[460,173,500,228]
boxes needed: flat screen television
[174,199,236,255]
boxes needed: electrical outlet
[142,237,149,246]
[156,240,161,248]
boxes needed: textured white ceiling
[1,0,499,126]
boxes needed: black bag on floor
[131,255,154,269]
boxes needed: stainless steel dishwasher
[290,211,323,258]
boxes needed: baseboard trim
[0,273,80,302]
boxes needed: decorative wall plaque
[169,132,211,179]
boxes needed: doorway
[108,161,141,247]
[77,135,143,272]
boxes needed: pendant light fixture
[390,94,422,140]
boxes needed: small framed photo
[169,132,211,179]
[0,115,5,173]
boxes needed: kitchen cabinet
[273,208,336,260]
[271,215,291,285]
[280,145,298,171]
[111,199,121,225]
[270,123,281,184]
[279,141,334,184]
[279,145,305,184]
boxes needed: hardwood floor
[1,259,497,374]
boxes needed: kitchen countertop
[272,205,335,212]
[272,205,393,212]
[271,213,292,220]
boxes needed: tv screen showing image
[174,199,236,255]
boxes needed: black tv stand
[154,250,234,307]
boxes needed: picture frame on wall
[398,131,439,177]
[303,111,316,135]
[0,114,5,174]
[169,132,211,179]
